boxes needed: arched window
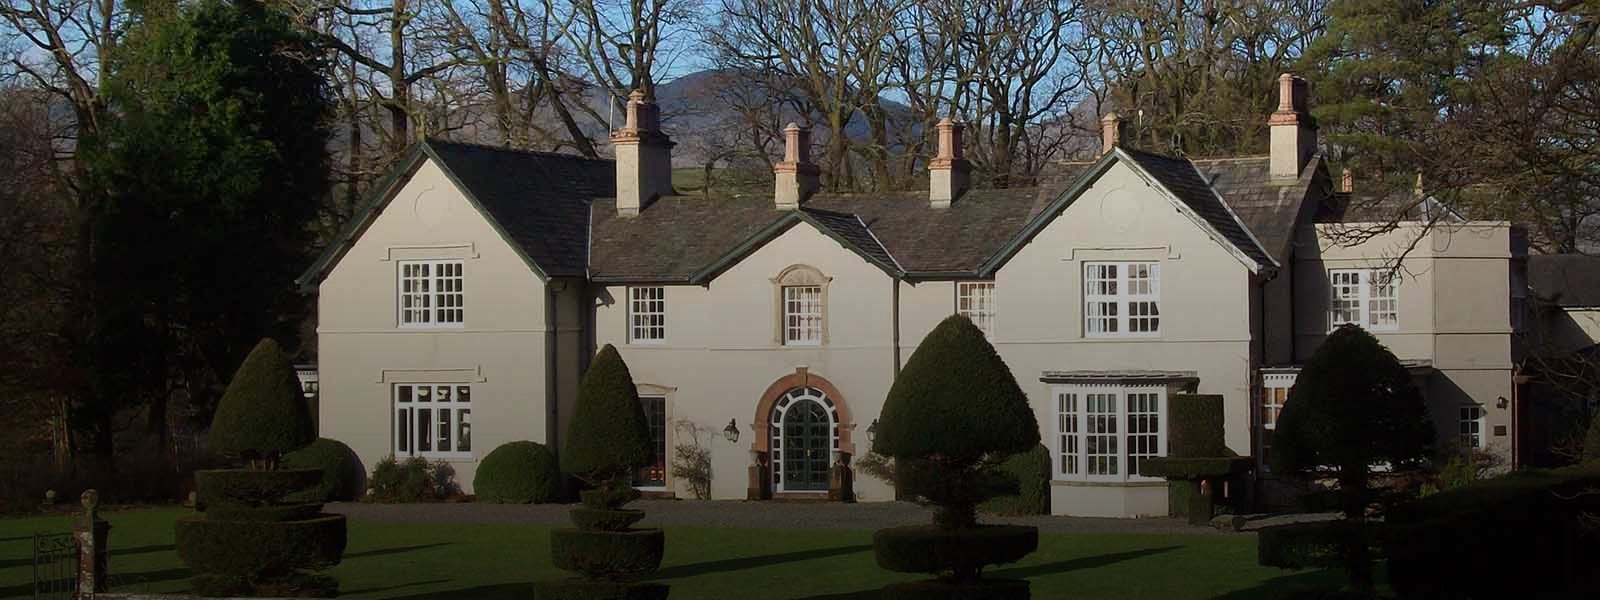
[772,264,831,346]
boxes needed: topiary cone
[561,345,653,487]
[209,338,315,462]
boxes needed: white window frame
[397,260,465,329]
[393,383,473,460]
[1083,262,1161,338]
[783,285,824,346]
[634,396,669,490]
[628,286,666,344]
[957,281,997,339]
[1052,384,1168,483]
[1328,269,1398,331]
[1259,372,1297,471]
[1459,404,1485,450]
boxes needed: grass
[0,507,1340,599]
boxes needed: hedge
[1385,462,1600,598]
[1137,457,1251,480]
[208,338,315,460]
[203,503,323,523]
[284,438,364,502]
[873,525,1038,576]
[533,580,671,600]
[979,445,1049,516]
[881,579,1030,600]
[175,514,347,577]
[368,455,442,503]
[550,529,665,578]
[194,468,322,507]
[562,345,653,484]
[570,508,646,531]
[1257,520,1366,570]
[476,441,561,504]
[1167,394,1228,457]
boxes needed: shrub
[194,469,322,507]
[175,514,347,576]
[874,525,1038,577]
[562,344,652,490]
[1257,521,1365,570]
[1584,412,1600,463]
[368,455,443,503]
[876,315,1040,531]
[1268,325,1433,593]
[980,445,1049,516]
[208,338,315,464]
[283,438,364,502]
[1168,394,1229,457]
[570,509,646,531]
[1386,462,1600,598]
[475,441,560,504]
[549,529,666,578]
[670,440,713,500]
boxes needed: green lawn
[0,508,1338,599]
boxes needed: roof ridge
[425,138,613,164]
[1189,155,1271,163]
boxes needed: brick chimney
[929,118,972,208]
[1269,73,1316,181]
[1341,168,1353,193]
[611,90,674,217]
[1101,112,1122,156]
[774,123,820,210]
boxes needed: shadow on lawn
[0,567,193,598]
[346,542,453,559]
[790,546,1181,600]
[1209,568,1346,600]
[385,582,529,600]
[655,544,873,579]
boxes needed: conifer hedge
[475,441,561,504]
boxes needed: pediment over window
[772,264,832,286]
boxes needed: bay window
[394,384,472,459]
[1054,384,1166,482]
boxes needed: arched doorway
[769,387,836,492]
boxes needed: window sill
[1081,334,1163,341]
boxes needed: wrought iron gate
[31,532,78,600]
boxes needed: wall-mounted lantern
[723,419,740,443]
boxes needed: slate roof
[1193,155,1323,264]
[427,140,613,277]
[1528,254,1600,307]
[1120,147,1275,268]
[302,140,1333,288]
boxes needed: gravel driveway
[328,500,1228,535]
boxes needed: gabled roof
[305,141,1326,290]
[982,147,1280,277]
[297,140,613,289]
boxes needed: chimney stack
[1340,168,1353,193]
[1269,73,1316,181]
[774,123,820,210]
[929,118,972,208]
[1101,112,1123,156]
[612,90,674,217]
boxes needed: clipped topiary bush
[208,338,314,466]
[475,441,561,504]
[980,445,1049,516]
[1138,395,1252,524]
[872,315,1040,598]
[1267,325,1434,595]
[284,438,364,502]
[175,338,346,597]
[536,345,667,599]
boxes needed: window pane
[438,409,453,452]
[396,408,410,453]
[783,286,823,344]
[417,408,433,452]
[1058,392,1079,475]
[1086,393,1119,475]
[457,409,471,452]
[635,397,668,487]
[1126,392,1161,476]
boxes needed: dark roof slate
[426,140,614,277]
[806,189,1040,274]
[1193,155,1322,264]
[799,207,899,272]
[1528,254,1600,307]
[1121,147,1275,268]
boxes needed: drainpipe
[892,277,902,377]
[546,280,561,451]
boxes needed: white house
[298,77,1523,517]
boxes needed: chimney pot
[929,118,971,208]
[612,89,673,216]
[1341,168,1353,193]
[775,123,819,210]
[1100,112,1122,156]
[1270,74,1316,181]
